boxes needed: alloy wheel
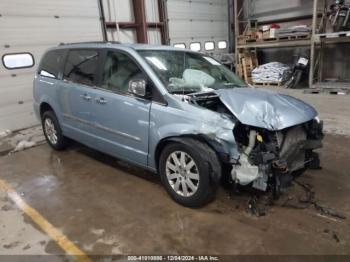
[165,151,200,197]
[44,118,58,145]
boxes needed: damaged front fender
[148,99,241,171]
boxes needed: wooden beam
[133,0,148,43]
[158,0,167,44]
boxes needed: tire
[158,138,221,208]
[284,75,295,89]
[42,111,69,150]
[334,16,345,32]
[292,70,303,89]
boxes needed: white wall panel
[167,0,229,53]
[147,29,162,44]
[0,0,102,132]
[0,17,102,47]
[113,29,138,43]
[0,0,100,17]
[102,0,134,22]
[145,0,160,23]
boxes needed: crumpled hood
[215,88,317,130]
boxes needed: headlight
[314,116,321,124]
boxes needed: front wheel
[159,139,220,207]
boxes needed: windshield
[138,50,246,94]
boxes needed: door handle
[80,94,92,101]
[95,97,107,104]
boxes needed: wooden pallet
[304,88,350,95]
[318,31,350,39]
[253,82,283,87]
[238,34,310,44]
[277,34,311,41]
[238,35,253,45]
[236,50,258,85]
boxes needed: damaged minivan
[33,42,323,207]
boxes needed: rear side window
[63,49,99,86]
[39,50,65,79]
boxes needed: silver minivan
[33,42,323,207]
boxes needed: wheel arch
[40,102,54,118]
[154,135,226,184]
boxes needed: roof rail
[59,41,121,46]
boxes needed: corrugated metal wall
[167,0,229,53]
[0,0,103,132]
[244,0,314,22]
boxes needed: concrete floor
[0,90,350,257]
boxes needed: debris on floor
[314,202,346,220]
[247,196,266,217]
[11,141,37,153]
[244,179,347,220]
[0,130,12,138]
[332,231,340,243]
[0,126,45,155]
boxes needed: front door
[88,50,151,166]
[59,49,101,145]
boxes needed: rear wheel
[42,111,69,150]
[159,139,220,207]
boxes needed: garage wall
[167,0,230,54]
[0,0,103,132]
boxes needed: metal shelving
[234,0,350,88]
[237,39,312,49]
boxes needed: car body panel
[86,88,151,166]
[147,94,240,169]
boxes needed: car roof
[52,41,193,52]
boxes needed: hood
[215,88,317,130]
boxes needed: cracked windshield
[138,50,245,94]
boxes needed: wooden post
[234,0,239,66]
[133,0,148,43]
[309,0,318,88]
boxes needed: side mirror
[128,79,147,97]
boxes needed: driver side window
[102,51,145,94]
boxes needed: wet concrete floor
[0,134,349,256]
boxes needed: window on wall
[173,43,186,49]
[39,50,65,79]
[204,42,215,51]
[218,41,227,49]
[190,42,201,52]
[63,49,99,86]
[2,53,34,69]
